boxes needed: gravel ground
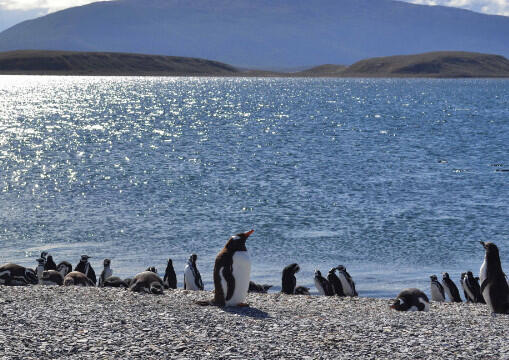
[0,286,508,359]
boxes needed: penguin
[98,259,113,287]
[460,272,471,302]
[163,259,177,289]
[328,268,345,296]
[129,271,164,294]
[430,275,446,302]
[390,288,430,311]
[0,263,38,286]
[64,271,95,286]
[314,270,333,296]
[146,266,157,273]
[480,241,509,314]
[281,263,300,295]
[197,230,254,307]
[41,270,64,286]
[442,272,462,302]
[40,251,48,264]
[184,254,204,291]
[248,281,272,293]
[465,271,485,304]
[44,255,57,271]
[336,265,358,297]
[294,286,311,295]
[56,261,73,277]
[35,258,46,280]
[74,255,96,285]
[103,276,129,288]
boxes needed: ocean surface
[1,76,508,298]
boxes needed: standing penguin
[480,241,509,314]
[98,259,113,287]
[197,230,254,307]
[74,255,97,285]
[391,288,430,312]
[464,271,485,304]
[442,272,462,302]
[163,259,177,289]
[314,270,333,296]
[328,268,345,296]
[336,265,358,297]
[184,254,203,291]
[35,258,45,281]
[281,263,300,295]
[430,275,446,302]
[44,255,57,271]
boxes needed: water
[1,76,508,298]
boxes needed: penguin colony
[1,235,508,314]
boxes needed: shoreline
[1,286,507,359]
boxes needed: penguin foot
[195,300,221,307]
[237,303,250,308]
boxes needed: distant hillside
[0,50,238,75]
[294,64,347,77]
[341,51,509,77]
[0,0,508,68]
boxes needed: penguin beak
[244,229,254,238]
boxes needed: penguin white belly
[443,285,453,302]
[430,284,444,302]
[480,260,487,286]
[314,279,326,295]
[463,280,475,302]
[418,298,430,312]
[184,265,198,290]
[221,251,251,306]
[338,275,354,296]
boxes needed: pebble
[0,286,508,359]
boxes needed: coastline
[1,286,507,359]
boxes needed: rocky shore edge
[0,286,508,359]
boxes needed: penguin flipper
[221,265,235,301]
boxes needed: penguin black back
[163,259,177,289]
[480,241,509,314]
[281,263,299,295]
[45,255,57,271]
[465,271,485,304]
[391,288,429,311]
[327,268,344,296]
[442,272,462,302]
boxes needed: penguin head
[40,251,48,259]
[390,297,406,311]
[442,272,450,280]
[24,269,38,284]
[466,271,474,279]
[481,241,500,256]
[224,230,254,252]
[336,265,346,272]
[80,255,91,262]
[430,275,438,281]
[146,266,157,273]
[314,270,322,277]
[150,282,164,295]
[167,259,173,267]
[188,254,198,264]
[36,258,45,265]
[460,272,466,280]
[103,259,111,267]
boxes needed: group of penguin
[391,241,509,314]
[1,231,508,315]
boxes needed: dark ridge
[0,50,238,76]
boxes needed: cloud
[0,0,111,13]
[409,0,509,16]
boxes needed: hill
[0,0,508,68]
[0,50,238,75]
[341,51,509,77]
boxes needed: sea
[0,76,507,298]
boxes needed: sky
[0,0,508,32]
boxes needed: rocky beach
[0,286,508,359]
